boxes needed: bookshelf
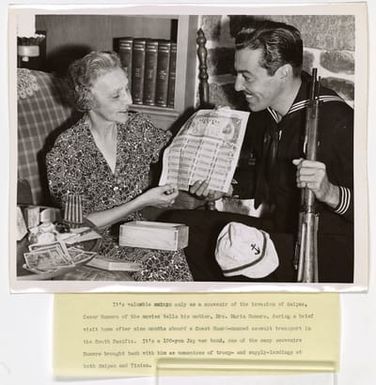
[35,14,199,130]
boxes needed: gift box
[119,221,189,251]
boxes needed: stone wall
[197,15,355,108]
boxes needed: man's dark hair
[235,20,303,77]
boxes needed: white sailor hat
[215,222,279,279]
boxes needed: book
[143,40,159,106]
[117,37,134,92]
[167,42,177,108]
[131,38,147,104]
[86,256,142,272]
[155,40,172,107]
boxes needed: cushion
[17,178,33,205]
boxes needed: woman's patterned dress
[46,112,193,281]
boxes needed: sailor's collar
[266,71,344,124]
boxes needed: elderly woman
[46,51,192,281]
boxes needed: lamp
[17,34,45,64]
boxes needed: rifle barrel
[295,68,320,283]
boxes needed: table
[16,233,133,281]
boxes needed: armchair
[17,68,80,205]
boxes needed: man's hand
[292,159,340,208]
[189,180,232,202]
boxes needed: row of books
[115,37,177,108]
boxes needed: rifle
[294,68,320,283]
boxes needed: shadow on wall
[42,44,92,77]
[229,15,268,37]
[203,16,269,109]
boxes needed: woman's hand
[86,184,178,228]
[139,184,179,208]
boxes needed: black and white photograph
[9,4,368,291]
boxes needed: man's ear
[276,64,292,80]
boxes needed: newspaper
[159,109,250,193]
